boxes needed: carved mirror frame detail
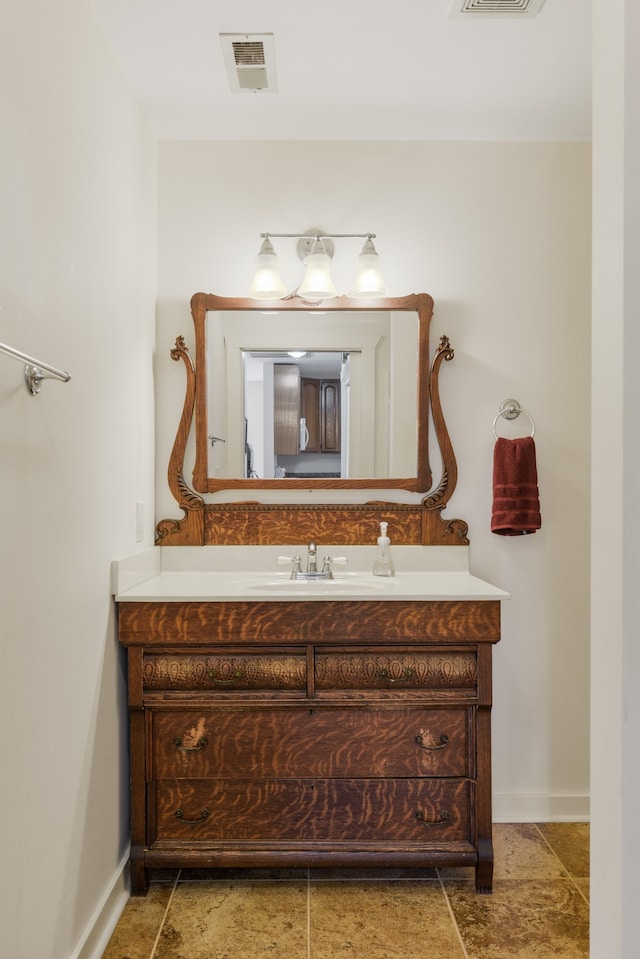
[155,296,469,547]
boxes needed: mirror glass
[243,350,347,480]
[191,294,433,493]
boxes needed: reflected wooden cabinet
[301,377,340,453]
[300,377,319,451]
[274,366,341,456]
[273,364,300,455]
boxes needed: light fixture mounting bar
[260,232,376,239]
[260,232,377,264]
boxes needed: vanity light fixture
[248,231,387,301]
[248,237,288,299]
[297,235,338,300]
[349,236,388,298]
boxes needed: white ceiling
[91,0,591,141]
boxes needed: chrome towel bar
[0,341,71,395]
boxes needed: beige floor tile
[153,881,308,959]
[536,822,590,878]
[103,823,591,958]
[574,878,590,903]
[446,878,589,959]
[437,822,567,886]
[101,884,173,959]
[310,880,466,959]
[493,823,569,880]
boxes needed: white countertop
[113,546,509,603]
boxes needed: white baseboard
[70,850,130,959]
[493,792,590,822]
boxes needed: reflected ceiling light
[248,231,387,302]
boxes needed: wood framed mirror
[157,292,466,547]
[191,292,435,493]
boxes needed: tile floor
[102,822,589,959]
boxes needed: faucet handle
[321,555,348,574]
[277,554,302,578]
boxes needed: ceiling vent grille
[450,0,546,17]
[220,33,277,93]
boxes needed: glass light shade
[349,237,387,298]
[297,239,338,301]
[248,238,287,299]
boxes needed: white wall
[0,2,156,958]
[590,1,640,955]
[157,140,591,822]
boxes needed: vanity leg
[129,846,149,896]
[475,648,494,894]
[475,837,494,894]
[126,663,149,896]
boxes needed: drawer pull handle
[415,732,449,751]
[208,669,244,684]
[415,809,450,827]
[175,808,210,825]
[377,667,415,684]
[173,736,209,752]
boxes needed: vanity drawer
[151,706,471,780]
[315,649,478,695]
[153,778,471,843]
[142,652,306,692]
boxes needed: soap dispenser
[373,522,395,577]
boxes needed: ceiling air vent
[220,33,277,93]
[450,0,546,17]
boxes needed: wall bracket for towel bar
[0,342,71,395]
[493,399,535,439]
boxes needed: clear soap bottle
[373,521,395,577]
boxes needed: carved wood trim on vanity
[156,336,205,546]
[202,502,468,546]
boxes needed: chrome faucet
[277,543,348,580]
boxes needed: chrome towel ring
[493,399,535,439]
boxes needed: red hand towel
[491,436,541,536]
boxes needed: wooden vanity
[117,290,506,895]
[118,595,500,895]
